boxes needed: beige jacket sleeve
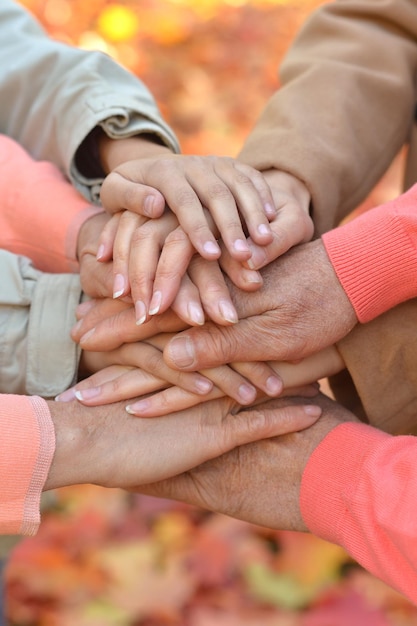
[238,0,417,233]
[0,0,180,203]
[0,250,82,398]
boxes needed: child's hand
[100,154,276,262]
[96,208,262,325]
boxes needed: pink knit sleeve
[322,184,417,323]
[0,395,55,536]
[0,134,102,273]
[300,422,417,603]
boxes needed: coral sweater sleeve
[0,135,101,273]
[322,183,417,323]
[300,185,417,602]
[0,395,54,536]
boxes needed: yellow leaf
[98,5,139,43]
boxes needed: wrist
[261,169,311,213]
[98,132,172,173]
[43,400,89,490]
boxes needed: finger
[187,256,238,325]
[112,211,148,298]
[113,341,214,395]
[171,273,205,327]
[77,307,187,351]
[100,171,166,217]
[163,317,293,371]
[96,212,121,262]
[126,384,226,417]
[195,365,256,405]
[245,204,314,271]
[129,212,179,324]
[218,243,263,292]
[214,160,274,246]
[231,361,283,397]
[72,298,133,342]
[79,252,114,299]
[73,366,168,405]
[149,226,194,316]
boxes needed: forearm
[238,0,417,233]
[301,422,417,604]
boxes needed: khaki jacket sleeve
[0,0,180,202]
[0,250,82,398]
[238,0,417,233]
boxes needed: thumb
[218,402,322,454]
[164,318,280,370]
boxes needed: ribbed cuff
[322,185,417,323]
[300,422,389,546]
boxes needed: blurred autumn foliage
[5,0,412,625]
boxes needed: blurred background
[7,1,413,624]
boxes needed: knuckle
[206,182,231,200]
[174,188,198,208]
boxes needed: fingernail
[303,405,322,417]
[241,269,262,285]
[233,239,250,253]
[144,195,154,217]
[80,327,96,344]
[167,336,196,368]
[238,383,257,404]
[96,244,105,260]
[203,241,221,256]
[74,388,101,401]
[126,399,150,415]
[135,300,147,325]
[194,378,213,394]
[149,291,162,316]
[257,223,271,236]
[264,202,276,218]
[266,376,282,396]
[55,388,76,402]
[219,300,238,324]
[187,302,205,325]
[76,300,95,317]
[113,274,125,299]
[72,319,83,335]
[246,246,267,270]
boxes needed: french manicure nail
[55,388,76,402]
[135,300,147,325]
[74,388,101,401]
[96,244,105,260]
[149,291,162,316]
[126,399,150,415]
[113,274,125,299]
